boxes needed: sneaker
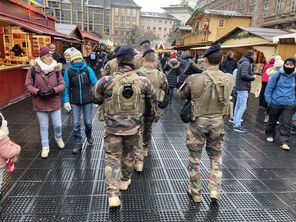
[72,144,82,154]
[119,179,131,191]
[233,125,247,133]
[210,190,221,202]
[135,162,143,172]
[280,144,290,151]
[266,137,274,143]
[187,188,202,203]
[229,118,234,123]
[87,136,94,145]
[41,147,50,159]
[264,115,269,123]
[55,137,65,149]
[108,196,121,208]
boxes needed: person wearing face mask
[25,46,66,158]
[264,57,296,151]
[63,48,98,154]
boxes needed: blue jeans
[71,103,93,144]
[36,109,62,148]
[233,91,249,127]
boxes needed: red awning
[0,16,66,38]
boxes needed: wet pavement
[1,96,296,221]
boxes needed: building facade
[202,0,296,30]
[161,3,194,26]
[110,0,141,46]
[140,12,178,43]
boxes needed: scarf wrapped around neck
[36,57,57,74]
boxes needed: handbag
[158,93,169,109]
[180,100,192,123]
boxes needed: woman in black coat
[164,55,181,103]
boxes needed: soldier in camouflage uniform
[135,49,168,171]
[135,40,163,71]
[93,47,155,208]
[101,47,120,76]
[177,45,233,203]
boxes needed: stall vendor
[10,44,25,57]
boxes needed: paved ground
[1,96,296,221]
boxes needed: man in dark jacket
[48,43,66,64]
[264,57,296,151]
[220,51,237,74]
[164,54,181,103]
[233,51,256,133]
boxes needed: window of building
[164,21,167,24]
[163,35,166,38]
[218,19,225,28]
[164,28,167,31]
[263,2,269,18]
[153,27,156,30]
[159,27,162,31]
[132,9,137,17]
[147,26,150,30]
[159,20,162,23]
[275,0,282,14]
[292,0,296,11]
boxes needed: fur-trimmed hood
[167,59,180,69]
[0,113,9,140]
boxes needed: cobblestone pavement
[1,96,296,221]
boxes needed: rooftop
[141,12,178,20]
[111,0,140,8]
[87,0,111,8]
[186,8,251,25]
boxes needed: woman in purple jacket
[25,46,66,158]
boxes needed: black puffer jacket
[235,56,255,92]
[177,59,204,88]
[164,59,181,88]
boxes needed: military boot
[210,190,221,202]
[119,179,131,191]
[87,136,94,145]
[134,162,143,172]
[187,187,202,203]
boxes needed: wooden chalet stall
[0,0,65,108]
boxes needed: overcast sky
[134,0,180,12]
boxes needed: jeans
[36,110,62,148]
[72,103,93,144]
[266,105,295,145]
[233,91,248,127]
[169,87,175,103]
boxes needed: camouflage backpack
[190,70,233,118]
[137,67,165,103]
[103,71,144,116]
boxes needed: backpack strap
[31,66,36,85]
[204,72,225,104]
[106,71,134,91]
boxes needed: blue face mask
[72,61,84,68]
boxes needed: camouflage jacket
[93,65,155,135]
[135,54,163,71]
[101,58,118,76]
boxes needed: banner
[30,0,47,8]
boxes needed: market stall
[0,0,65,107]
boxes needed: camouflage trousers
[135,115,154,164]
[187,116,225,197]
[104,132,140,197]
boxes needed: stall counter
[0,64,30,108]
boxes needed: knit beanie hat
[64,47,73,56]
[39,46,52,57]
[284,57,296,66]
[274,56,284,67]
[170,54,177,59]
[68,47,83,61]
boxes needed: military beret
[142,48,154,57]
[203,44,221,58]
[140,40,151,46]
[116,47,136,57]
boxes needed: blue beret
[116,47,136,57]
[142,49,154,57]
[140,40,151,46]
[203,44,221,58]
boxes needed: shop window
[275,0,282,15]
[218,19,225,28]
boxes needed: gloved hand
[37,90,47,98]
[45,89,56,97]
[63,102,72,113]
